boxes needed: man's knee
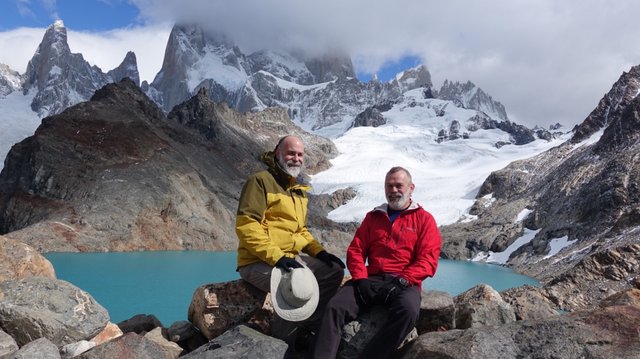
[390,291,421,319]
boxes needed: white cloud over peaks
[67,25,172,83]
[2,0,640,129]
[130,0,640,128]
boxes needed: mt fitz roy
[1,19,640,308]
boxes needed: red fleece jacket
[347,202,442,288]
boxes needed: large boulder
[0,329,18,357]
[416,290,455,333]
[0,276,109,346]
[188,280,273,339]
[0,236,55,281]
[144,327,183,359]
[4,337,60,359]
[500,285,558,320]
[181,325,287,359]
[454,284,516,329]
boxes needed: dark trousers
[309,275,421,359]
[238,255,344,352]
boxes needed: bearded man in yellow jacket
[236,135,345,352]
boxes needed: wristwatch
[397,277,410,288]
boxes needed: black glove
[275,256,303,272]
[354,279,376,305]
[316,251,346,268]
[378,276,410,304]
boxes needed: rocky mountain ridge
[0,78,341,252]
[145,24,542,139]
[0,21,555,158]
[0,64,21,98]
[440,64,640,310]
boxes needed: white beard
[387,192,411,210]
[277,155,302,178]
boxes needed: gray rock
[117,314,163,334]
[403,304,640,359]
[188,280,272,340]
[544,243,640,311]
[454,284,516,329]
[501,285,558,320]
[77,332,171,359]
[167,320,199,342]
[0,329,18,357]
[599,288,640,308]
[4,337,60,359]
[60,340,95,358]
[0,236,56,282]
[416,290,455,333]
[181,325,287,359]
[166,320,208,353]
[0,276,109,346]
[144,327,183,359]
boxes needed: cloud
[16,0,36,18]
[3,0,640,129]
[67,25,171,83]
[128,0,640,128]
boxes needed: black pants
[309,274,421,359]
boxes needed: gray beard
[387,193,411,210]
[277,156,302,178]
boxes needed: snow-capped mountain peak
[438,79,509,121]
[21,20,140,117]
[0,63,22,97]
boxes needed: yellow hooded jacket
[236,151,325,268]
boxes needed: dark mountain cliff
[0,78,339,252]
[440,65,640,310]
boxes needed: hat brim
[270,265,320,322]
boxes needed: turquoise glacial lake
[44,251,538,326]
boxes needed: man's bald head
[275,135,305,177]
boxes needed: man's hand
[275,256,303,272]
[354,279,376,305]
[378,276,410,304]
[316,251,346,268]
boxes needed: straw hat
[270,265,319,322]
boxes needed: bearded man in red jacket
[309,166,442,359]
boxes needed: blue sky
[0,0,140,31]
[2,0,640,128]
